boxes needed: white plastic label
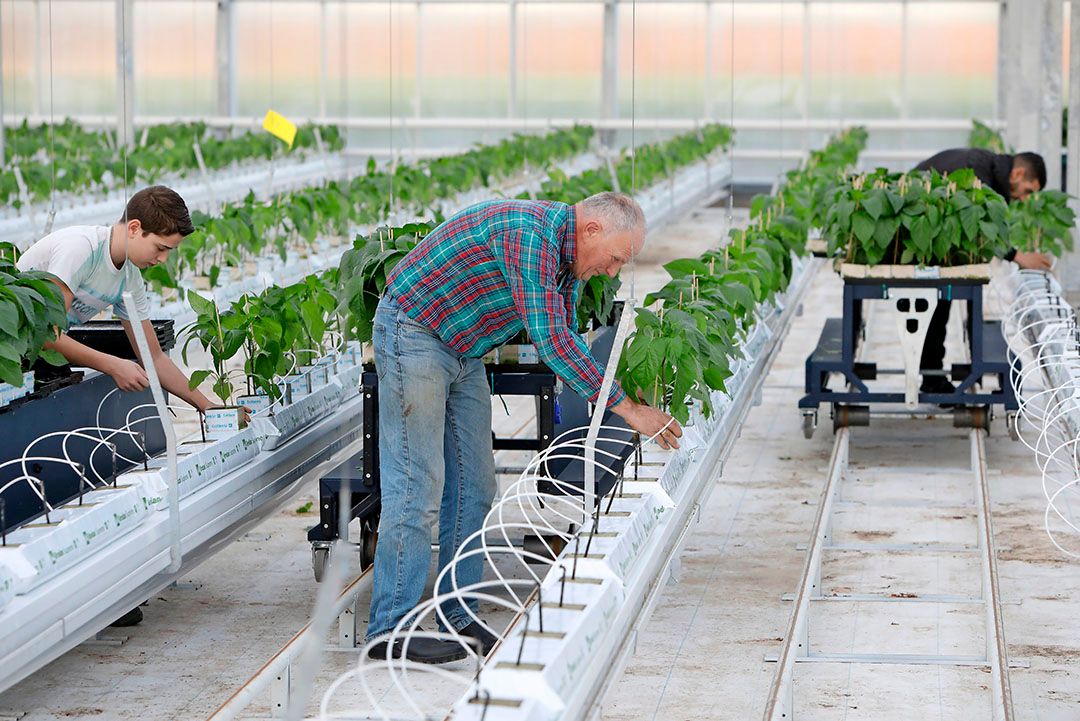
[236,394,272,415]
[914,265,941,279]
[203,407,243,438]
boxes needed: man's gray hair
[579,192,646,234]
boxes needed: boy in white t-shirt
[17,185,215,414]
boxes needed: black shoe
[367,629,468,665]
[920,374,956,395]
[459,621,500,655]
[110,606,143,627]
[920,375,957,409]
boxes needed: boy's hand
[108,358,150,392]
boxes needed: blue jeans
[366,296,497,640]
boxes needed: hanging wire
[340,0,349,177]
[388,0,394,217]
[118,0,132,269]
[46,0,56,217]
[725,0,734,232]
[484,1,492,146]
[627,0,637,302]
[778,0,785,182]
[191,0,198,116]
[520,0,528,174]
[2,0,19,172]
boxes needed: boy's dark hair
[120,186,194,237]
[1013,152,1047,190]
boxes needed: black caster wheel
[359,524,378,571]
[312,543,331,583]
[801,410,818,439]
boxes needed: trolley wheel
[953,405,990,431]
[312,543,331,583]
[1006,411,1021,441]
[832,404,870,432]
[359,525,377,571]
[801,410,818,439]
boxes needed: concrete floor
[3,205,1079,721]
[0,201,740,720]
[603,264,1080,721]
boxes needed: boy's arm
[121,319,213,413]
[44,278,152,392]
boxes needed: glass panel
[906,2,997,121]
[709,2,806,124]
[516,3,603,119]
[807,2,903,119]
[134,1,216,117]
[418,4,509,119]
[235,1,324,118]
[5,0,117,117]
[0,0,37,116]
[619,3,706,119]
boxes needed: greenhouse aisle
[4,199,1075,721]
[0,199,741,720]
[603,264,1080,720]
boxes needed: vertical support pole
[0,4,5,168]
[899,0,909,153]
[34,0,44,118]
[115,0,135,148]
[802,0,811,155]
[414,0,423,121]
[215,0,237,119]
[318,0,328,120]
[1042,0,1064,191]
[1064,0,1080,289]
[508,0,518,119]
[600,0,619,149]
[1009,0,1063,187]
[1007,0,1026,150]
[703,1,713,120]
[537,384,555,451]
[269,663,291,719]
[996,0,1010,132]
[337,595,359,648]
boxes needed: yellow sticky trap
[262,109,297,148]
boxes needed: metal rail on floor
[762,426,1014,721]
[207,566,374,721]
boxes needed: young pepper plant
[0,260,69,386]
[181,291,247,406]
[1006,189,1076,257]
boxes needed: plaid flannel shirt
[385,199,626,407]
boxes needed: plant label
[304,365,330,390]
[203,407,244,437]
[914,266,941,280]
[285,374,312,400]
[237,394,273,415]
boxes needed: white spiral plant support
[1001,268,1080,557]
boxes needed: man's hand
[613,398,683,450]
[108,358,150,392]
[1014,251,1053,271]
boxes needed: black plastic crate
[67,319,176,359]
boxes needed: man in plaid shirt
[366,192,681,663]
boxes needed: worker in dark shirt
[914,149,1052,395]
